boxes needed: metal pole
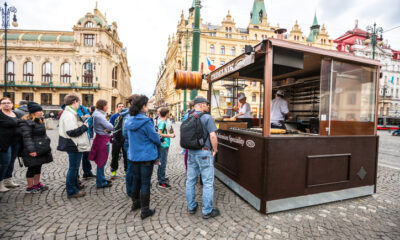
[372,23,376,60]
[183,29,189,112]
[3,2,7,97]
[190,0,200,100]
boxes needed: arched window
[85,21,93,28]
[220,46,225,55]
[225,27,228,32]
[229,27,232,32]
[210,44,215,54]
[6,61,15,82]
[254,34,257,40]
[42,62,52,82]
[82,62,93,84]
[231,47,236,56]
[112,66,118,88]
[23,61,34,82]
[60,63,71,83]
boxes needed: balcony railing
[0,80,100,90]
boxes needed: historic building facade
[0,7,132,113]
[154,0,334,119]
[334,21,400,117]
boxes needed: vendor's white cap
[276,90,285,96]
[238,93,246,100]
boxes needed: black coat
[0,110,19,152]
[19,118,53,165]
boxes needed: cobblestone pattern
[0,125,399,240]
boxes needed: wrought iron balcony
[0,80,100,90]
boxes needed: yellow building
[0,7,132,113]
[155,0,333,119]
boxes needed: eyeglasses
[1,102,12,105]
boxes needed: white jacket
[58,106,91,152]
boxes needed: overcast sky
[6,0,400,96]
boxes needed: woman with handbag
[0,97,20,192]
[19,102,53,193]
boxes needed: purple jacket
[89,134,111,167]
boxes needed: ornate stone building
[0,7,132,113]
[154,0,334,119]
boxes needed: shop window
[82,94,93,107]
[112,66,118,88]
[59,94,67,105]
[23,62,34,82]
[3,92,15,103]
[42,62,52,82]
[60,63,71,83]
[84,34,95,47]
[41,93,52,105]
[22,92,34,101]
[82,62,93,85]
[6,61,14,82]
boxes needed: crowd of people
[0,93,221,220]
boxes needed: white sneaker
[4,178,19,188]
[0,181,10,192]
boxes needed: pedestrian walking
[181,97,220,219]
[14,100,29,118]
[123,95,161,219]
[77,105,95,179]
[157,107,175,188]
[57,94,90,198]
[89,99,113,189]
[19,102,53,193]
[0,97,21,192]
[110,102,128,179]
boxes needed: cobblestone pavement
[0,124,399,240]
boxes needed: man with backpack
[110,103,128,179]
[181,97,220,219]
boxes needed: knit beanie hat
[28,102,43,113]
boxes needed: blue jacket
[123,113,161,162]
[77,105,93,137]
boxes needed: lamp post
[178,29,190,112]
[366,23,383,60]
[0,2,17,97]
[190,0,201,100]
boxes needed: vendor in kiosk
[232,93,253,128]
[271,90,293,129]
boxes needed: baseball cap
[238,93,246,100]
[276,90,285,96]
[194,97,210,105]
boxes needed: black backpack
[180,112,207,150]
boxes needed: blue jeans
[96,145,109,187]
[5,142,19,179]
[81,152,93,176]
[126,160,134,196]
[157,147,169,184]
[186,149,215,215]
[131,161,154,195]
[66,152,83,196]
[0,146,12,182]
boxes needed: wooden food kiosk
[177,39,381,213]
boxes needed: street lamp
[0,2,18,97]
[365,23,383,60]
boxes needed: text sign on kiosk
[209,53,255,82]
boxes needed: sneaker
[111,171,117,180]
[97,182,112,189]
[36,182,49,191]
[67,191,86,198]
[188,203,198,215]
[157,183,171,189]
[202,208,220,219]
[25,186,39,194]
[83,173,96,179]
